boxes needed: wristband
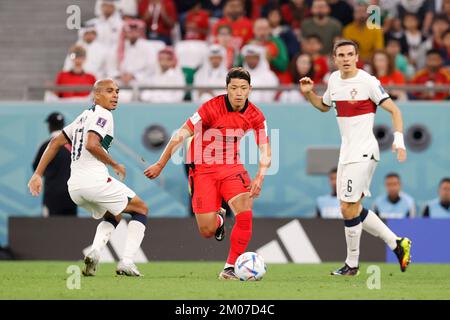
[393,131,406,150]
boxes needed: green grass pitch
[0,261,449,299]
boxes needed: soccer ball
[234,252,267,281]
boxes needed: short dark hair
[226,67,251,85]
[217,24,232,34]
[304,34,322,42]
[329,167,337,175]
[426,48,444,58]
[385,172,400,180]
[440,177,450,186]
[333,39,359,56]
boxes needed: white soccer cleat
[116,260,142,277]
[82,250,100,276]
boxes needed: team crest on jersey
[96,117,107,128]
[350,88,358,100]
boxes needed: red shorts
[188,165,251,214]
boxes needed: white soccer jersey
[63,105,114,190]
[322,69,390,164]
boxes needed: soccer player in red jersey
[144,67,271,280]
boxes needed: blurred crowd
[316,168,450,219]
[47,0,450,102]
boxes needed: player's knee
[230,194,252,213]
[199,226,215,238]
[340,202,350,214]
[340,202,358,218]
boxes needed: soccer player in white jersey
[28,79,148,277]
[300,39,412,276]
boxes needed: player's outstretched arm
[299,77,331,112]
[85,132,126,180]
[144,123,194,179]
[28,133,69,196]
[380,98,407,163]
[250,142,272,199]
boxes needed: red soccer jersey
[55,71,96,98]
[185,95,268,172]
[212,17,254,47]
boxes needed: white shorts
[336,160,377,203]
[69,177,136,219]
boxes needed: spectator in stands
[212,0,254,48]
[192,44,228,103]
[415,14,450,70]
[422,177,450,218]
[110,19,165,101]
[241,44,279,102]
[395,0,435,36]
[140,47,186,102]
[316,168,341,219]
[327,0,354,27]
[201,0,226,19]
[403,13,427,67]
[251,18,289,82]
[372,173,416,219]
[138,0,178,44]
[63,26,109,79]
[95,0,139,18]
[301,0,342,55]
[266,7,301,61]
[441,29,450,68]
[281,0,311,38]
[386,37,414,78]
[410,49,450,100]
[32,112,77,217]
[384,17,409,56]
[174,0,198,35]
[54,46,96,99]
[183,3,210,40]
[370,49,407,100]
[343,2,384,63]
[444,0,450,21]
[214,24,240,68]
[86,0,124,49]
[301,34,329,83]
[279,53,314,102]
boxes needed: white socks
[224,263,234,270]
[122,220,146,265]
[362,210,397,250]
[91,221,115,252]
[344,218,362,268]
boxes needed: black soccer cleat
[215,208,226,241]
[393,237,412,272]
[331,264,360,276]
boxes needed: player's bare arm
[379,98,407,163]
[28,132,69,196]
[144,123,194,179]
[85,132,126,180]
[299,77,331,112]
[250,142,271,198]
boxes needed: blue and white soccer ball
[234,252,267,281]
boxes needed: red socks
[226,210,253,265]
